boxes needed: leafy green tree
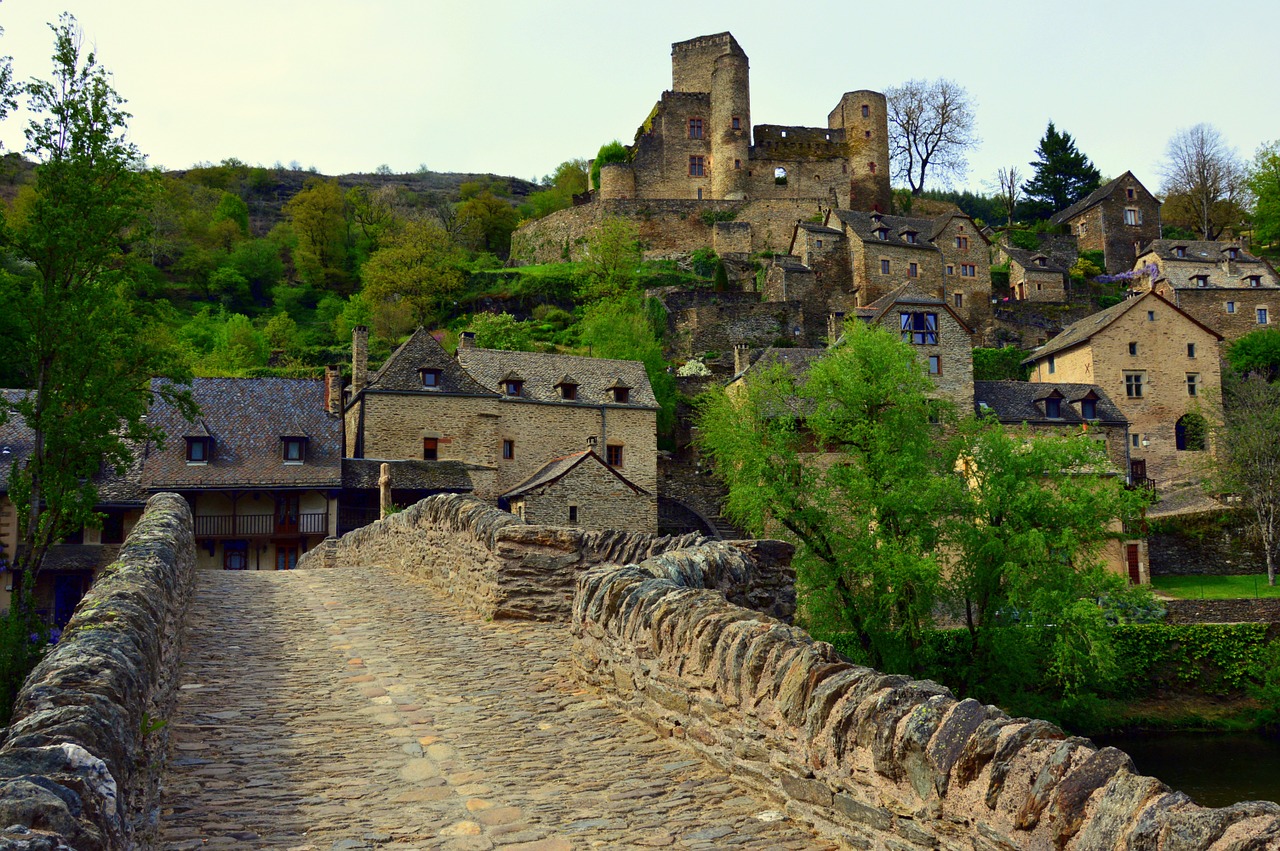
[581,216,642,300]
[332,292,373,344]
[208,265,251,311]
[0,16,195,581]
[456,191,519,257]
[1021,122,1101,219]
[211,190,249,236]
[467,312,535,351]
[1248,140,1280,248]
[225,238,284,304]
[578,294,675,437]
[1215,373,1280,585]
[361,219,464,329]
[1227,328,1280,381]
[283,177,349,289]
[520,158,589,220]
[590,141,629,190]
[263,312,301,360]
[972,346,1029,381]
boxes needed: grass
[1152,574,1280,600]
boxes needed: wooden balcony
[194,512,328,538]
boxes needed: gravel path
[156,566,834,850]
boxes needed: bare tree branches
[885,78,979,196]
[1160,123,1248,240]
[995,165,1022,226]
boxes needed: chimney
[827,311,846,347]
[586,435,598,452]
[352,326,369,396]
[733,343,751,376]
[458,331,476,350]
[324,364,343,416]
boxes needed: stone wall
[670,299,806,361]
[573,554,1280,849]
[298,494,795,623]
[0,493,196,851]
[1158,284,1276,343]
[1164,598,1280,625]
[1149,509,1265,576]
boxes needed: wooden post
[379,463,392,521]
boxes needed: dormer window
[281,437,307,464]
[557,382,578,401]
[1045,397,1062,419]
[1228,248,1239,260]
[186,437,211,465]
[1192,275,1209,288]
[1175,246,1187,258]
[875,228,888,240]
[420,368,441,388]
[1035,256,1047,267]
[504,380,522,396]
[611,386,630,404]
[1248,275,1262,288]
[903,231,917,244]
[1081,398,1097,420]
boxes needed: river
[1093,731,1280,808]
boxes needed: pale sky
[1,0,1276,197]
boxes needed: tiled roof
[1023,291,1223,365]
[342,459,474,492]
[797,222,843,236]
[0,389,34,493]
[457,347,659,409]
[835,211,940,253]
[974,381,1127,427]
[1005,246,1067,274]
[862,284,974,334]
[97,447,148,506]
[501,449,649,500]
[1050,171,1147,224]
[1140,239,1272,269]
[364,328,497,397]
[141,378,342,489]
[734,347,827,382]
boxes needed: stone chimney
[733,343,751,376]
[827,311,846,347]
[324,364,343,416]
[458,331,476,350]
[352,326,369,397]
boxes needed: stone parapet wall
[0,493,196,851]
[1164,598,1280,625]
[298,494,795,623]
[572,556,1280,849]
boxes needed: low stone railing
[0,493,196,851]
[572,555,1280,849]
[298,494,795,622]
[1163,598,1280,625]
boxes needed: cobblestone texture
[156,566,832,850]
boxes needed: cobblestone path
[156,566,835,851]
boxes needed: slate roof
[1050,171,1147,224]
[363,328,497,397]
[974,381,1127,427]
[1022,291,1222,365]
[835,211,940,253]
[1005,246,1068,274]
[733,347,827,382]
[0,389,34,493]
[457,347,659,409]
[1140,240,1275,278]
[341,459,474,492]
[796,221,843,236]
[141,378,342,489]
[860,284,975,334]
[501,449,650,500]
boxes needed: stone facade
[1008,251,1068,303]
[1154,285,1279,342]
[506,450,656,532]
[667,293,808,363]
[1026,292,1223,489]
[0,493,196,850]
[863,288,975,414]
[1163,598,1280,625]
[572,555,1280,849]
[1052,171,1162,275]
[1136,241,1280,342]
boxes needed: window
[1045,397,1062,418]
[875,228,888,240]
[186,437,210,464]
[558,382,578,400]
[904,232,916,244]
[282,437,305,464]
[901,312,938,345]
[1127,187,1135,199]
[1125,372,1145,398]
[731,116,740,131]
[927,355,941,375]
[864,130,871,138]
[868,162,877,174]
[606,444,623,466]
[1227,301,1236,314]
[953,293,963,308]
[1147,310,1156,321]
[688,117,703,139]
[502,439,514,460]
[1081,398,1098,419]
[1047,356,1056,375]
[223,540,248,571]
[420,368,441,388]
[1131,433,1141,449]
[1192,275,1208,288]
[1188,343,1196,358]
[1186,373,1199,397]
[1260,308,1270,325]
[504,380,523,396]
[908,262,919,278]
[1036,256,1047,267]
[955,235,969,249]
[689,156,705,177]
[946,265,954,275]
[880,258,890,274]
[816,239,823,249]
[960,264,976,277]
[1124,208,1141,225]
[612,387,630,403]
[1248,276,1262,287]
[1128,341,1138,356]
[1228,248,1239,260]
[568,505,578,523]
[734,158,741,170]
[423,437,438,461]
[1175,246,1186,258]
[861,104,870,118]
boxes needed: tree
[1159,123,1247,240]
[973,346,1028,381]
[1215,374,1280,585]
[1248,140,1280,248]
[578,294,675,437]
[283,177,349,288]
[456,191,519,257]
[360,219,464,329]
[1021,122,1101,219]
[590,141,629,191]
[884,79,979,195]
[581,216,642,300]
[467,312,535,351]
[994,165,1022,226]
[520,158,589,221]
[0,16,195,582]
[1227,327,1280,381]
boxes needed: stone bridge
[1,494,1278,850]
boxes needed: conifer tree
[1021,122,1102,219]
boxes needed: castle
[599,33,891,212]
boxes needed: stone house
[503,449,654,531]
[141,377,343,572]
[343,327,658,532]
[1022,291,1223,489]
[1134,240,1280,341]
[0,390,149,622]
[1050,171,1162,274]
[1004,246,1069,303]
